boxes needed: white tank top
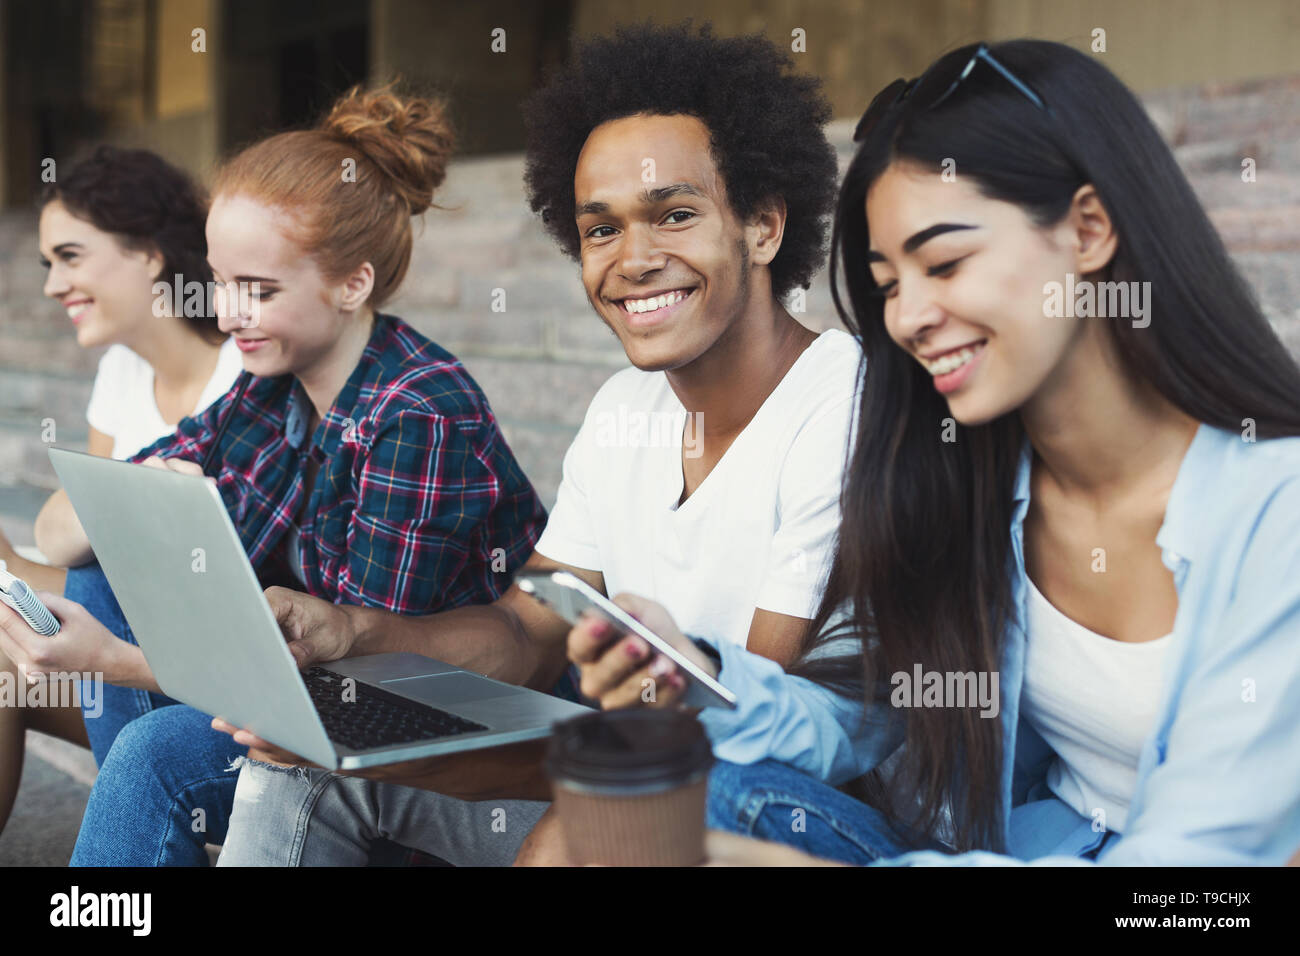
[1019,577,1173,834]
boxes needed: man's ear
[746,195,787,268]
[338,261,375,313]
[1068,184,1118,275]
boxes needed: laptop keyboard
[303,667,489,752]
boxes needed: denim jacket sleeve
[878,477,1300,867]
[694,634,903,788]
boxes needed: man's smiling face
[573,113,755,372]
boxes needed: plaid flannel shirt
[130,312,547,615]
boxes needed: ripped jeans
[217,760,549,866]
[64,561,247,866]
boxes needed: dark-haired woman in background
[0,87,548,865]
[0,146,240,587]
[566,40,1300,865]
[0,147,239,839]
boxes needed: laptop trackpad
[382,672,515,707]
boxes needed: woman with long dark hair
[564,39,1300,865]
[0,146,241,589]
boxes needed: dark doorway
[220,0,370,151]
[2,0,100,208]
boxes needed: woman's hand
[568,593,717,710]
[264,586,358,666]
[703,830,848,867]
[138,455,205,478]
[210,717,317,768]
[0,590,152,688]
[209,717,551,801]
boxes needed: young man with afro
[212,22,861,867]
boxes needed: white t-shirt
[85,337,243,460]
[1020,576,1173,834]
[534,328,862,648]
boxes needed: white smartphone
[515,569,736,710]
[0,565,61,636]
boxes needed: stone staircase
[1143,73,1300,356]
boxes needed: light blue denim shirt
[697,424,1300,865]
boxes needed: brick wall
[2,74,1298,540]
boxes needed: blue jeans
[64,561,246,866]
[706,759,949,864]
[65,561,175,764]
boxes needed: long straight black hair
[793,40,1300,854]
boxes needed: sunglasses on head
[853,43,1051,144]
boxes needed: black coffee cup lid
[546,710,713,793]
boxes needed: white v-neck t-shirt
[86,336,243,460]
[534,328,863,647]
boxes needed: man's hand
[568,593,717,710]
[265,586,358,666]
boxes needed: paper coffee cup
[547,709,713,866]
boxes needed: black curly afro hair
[522,21,838,299]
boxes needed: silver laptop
[50,448,593,769]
